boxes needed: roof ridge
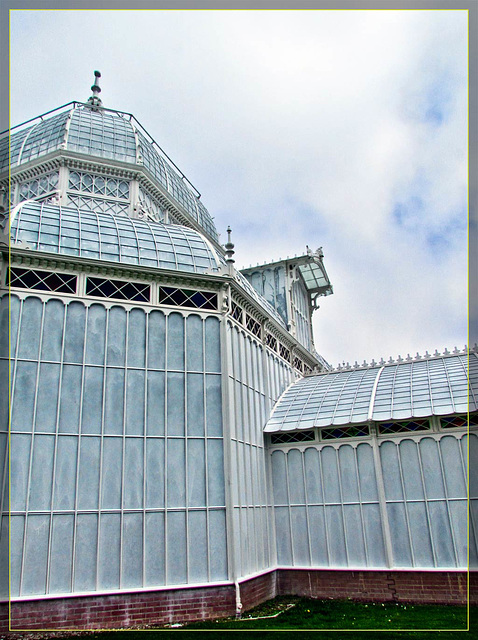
[323,344,477,374]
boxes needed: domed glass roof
[10,200,221,273]
[1,103,219,242]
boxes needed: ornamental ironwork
[86,276,150,302]
[159,286,217,310]
[8,266,77,293]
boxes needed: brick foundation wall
[1,570,472,633]
[277,569,472,605]
[239,570,277,612]
[6,585,236,632]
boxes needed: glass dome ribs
[264,352,478,432]
[1,103,219,243]
[9,201,221,274]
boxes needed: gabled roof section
[8,201,221,274]
[264,349,478,432]
[241,248,333,302]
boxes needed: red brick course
[0,569,472,633]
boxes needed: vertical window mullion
[95,307,110,591]
[18,298,48,596]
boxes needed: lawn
[78,596,475,640]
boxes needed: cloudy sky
[9,8,468,367]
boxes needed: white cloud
[9,8,468,365]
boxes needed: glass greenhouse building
[0,75,476,631]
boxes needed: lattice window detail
[86,277,150,302]
[293,356,303,372]
[69,171,130,199]
[303,365,312,375]
[230,300,243,323]
[18,171,59,201]
[321,424,370,440]
[440,413,478,429]
[67,195,129,216]
[137,187,165,223]
[159,286,217,310]
[377,419,430,435]
[270,430,316,445]
[279,343,291,362]
[245,313,261,338]
[8,267,77,293]
[265,333,278,351]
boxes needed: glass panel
[85,304,107,366]
[29,434,54,511]
[167,313,184,371]
[167,372,185,436]
[325,505,347,566]
[274,506,292,565]
[343,504,366,565]
[11,362,37,432]
[321,447,341,504]
[146,371,165,435]
[98,513,120,590]
[399,439,424,500]
[35,363,60,433]
[58,364,82,433]
[167,439,185,508]
[10,434,31,511]
[205,374,222,437]
[362,503,387,567]
[106,306,126,366]
[49,515,74,593]
[53,436,78,510]
[186,315,203,372]
[144,511,165,586]
[101,437,122,509]
[166,511,187,584]
[187,438,206,507]
[125,369,145,435]
[145,438,164,508]
[124,438,143,509]
[387,503,412,567]
[122,513,143,588]
[188,510,208,582]
[77,437,100,510]
[22,514,50,595]
[40,299,64,361]
[104,368,125,435]
[287,449,305,505]
[380,441,404,500]
[147,311,165,370]
[63,302,86,364]
[290,506,309,565]
[187,373,205,437]
[81,366,104,434]
[207,439,225,507]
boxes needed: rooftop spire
[87,70,103,109]
[224,226,235,275]
[225,226,235,263]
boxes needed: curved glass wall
[270,433,474,570]
[4,294,227,596]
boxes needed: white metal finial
[225,226,235,266]
[87,70,103,109]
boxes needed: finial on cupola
[225,226,235,274]
[225,226,235,263]
[87,70,103,109]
